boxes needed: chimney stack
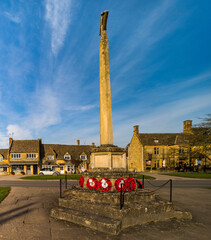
[77,139,80,145]
[183,120,192,134]
[133,125,139,134]
[92,142,95,147]
[9,138,13,145]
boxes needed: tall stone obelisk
[99,11,113,146]
[90,11,127,170]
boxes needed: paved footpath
[142,172,210,181]
[0,174,211,240]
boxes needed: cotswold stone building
[128,120,211,172]
[0,138,94,175]
[41,142,94,174]
[0,149,9,175]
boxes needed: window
[67,165,75,172]
[154,161,159,168]
[11,154,21,159]
[79,164,84,170]
[42,165,53,170]
[12,165,24,172]
[0,167,7,172]
[154,148,159,155]
[27,154,36,159]
[64,155,71,160]
[80,155,87,160]
[0,157,3,162]
[47,155,54,160]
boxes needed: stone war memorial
[51,11,191,235]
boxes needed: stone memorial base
[90,145,127,170]
[51,171,191,235]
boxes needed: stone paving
[0,174,210,240]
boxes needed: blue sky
[0,0,211,148]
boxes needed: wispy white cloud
[45,0,72,55]
[136,70,211,99]
[24,88,61,130]
[113,92,211,147]
[4,12,21,23]
[111,0,181,82]
[0,133,9,148]
[0,87,62,147]
[65,104,97,111]
[6,124,32,140]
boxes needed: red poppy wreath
[98,178,112,192]
[86,177,98,190]
[79,175,84,188]
[125,177,136,191]
[114,178,127,192]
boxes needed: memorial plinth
[51,183,191,235]
[90,145,127,170]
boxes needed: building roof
[138,133,190,146]
[0,149,8,158]
[41,144,93,161]
[10,140,40,153]
[192,127,211,135]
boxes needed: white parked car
[39,168,60,175]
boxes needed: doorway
[33,165,38,175]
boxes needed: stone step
[51,203,191,235]
[63,188,156,204]
[59,197,174,220]
[121,208,192,229]
[59,198,123,219]
[51,207,122,235]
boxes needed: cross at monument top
[99,10,109,36]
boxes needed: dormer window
[154,139,159,143]
[47,155,54,160]
[0,156,3,162]
[80,154,87,160]
[64,154,71,160]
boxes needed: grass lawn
[137,174,155,180]
[21,174,155,180]
[21,174,81,180]
[0,187,11,203]
[161,172,211,178]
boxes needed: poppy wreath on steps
[125,177,136,191]
[136,179,143,189]
[114,178,127,192]
[86,177,98,190]
[98,178,112,192]
[79,175,84,188]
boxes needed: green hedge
[161,173,211,178]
